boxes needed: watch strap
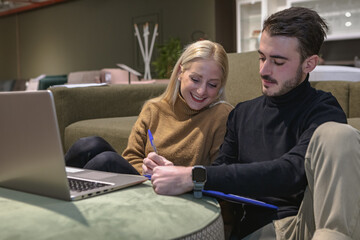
[193,182,204,198]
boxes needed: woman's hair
[151,40,228,107]
[262,7,328,63]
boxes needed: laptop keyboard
[68,178,110,192]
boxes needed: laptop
[0,90,147,201]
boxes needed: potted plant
[152,38,182,79]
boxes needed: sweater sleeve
[206,124,314,197]
[122,102,152,173]
[208,103,234,164]
[206,95,347,198]
[211,109,239,165]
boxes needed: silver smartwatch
[192,165,207,198]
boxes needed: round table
[0,181,224,239]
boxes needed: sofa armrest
[49,84,167,150]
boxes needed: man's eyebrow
[257,50,289,60]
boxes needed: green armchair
[38,75,68,90]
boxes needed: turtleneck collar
[173,93,202,118]
[266,74,312,106]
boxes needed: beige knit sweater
[122,95,233,173]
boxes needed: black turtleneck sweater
[205,77,347,237]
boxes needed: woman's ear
[179,64,184,73]
[177,73,182,81]
[302,55,319,74]
[177,65,183,81]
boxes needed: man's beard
[262,66,304,97]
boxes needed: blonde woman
[65,40,233,174]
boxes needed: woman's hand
[151,166,193,195]
[142,152,173,175]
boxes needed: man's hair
[262,7,328,62]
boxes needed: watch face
[193,167,206,182]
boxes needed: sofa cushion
[64,116,138,154]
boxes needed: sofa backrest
[226,51,262,106]
[349,82,360,118]
[310,81,351,117]
[313,81,360,119]
[50,84,167,149]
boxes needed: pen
[145,129,157,181]
[143,174,152,180]
[147,129,158,154]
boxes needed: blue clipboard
[202,190,278,210]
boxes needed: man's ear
[302,55,319,74]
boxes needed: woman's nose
[197,84,206,95]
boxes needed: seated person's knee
[313,122,357,144]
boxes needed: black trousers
[65,136,139,175]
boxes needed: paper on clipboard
[202,190,278,210]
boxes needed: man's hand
[142,152,173,175]
[151,166,193,195]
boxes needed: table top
[310,65,360,82]
[0,181,221,239]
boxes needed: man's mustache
[261,75,277,83]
